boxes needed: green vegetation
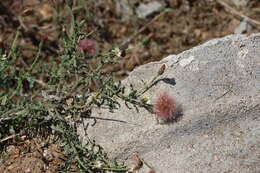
[0,2,164,172]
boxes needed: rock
[234,19,252,34]
[136,1,165,19]
[78,34,260,173]
[232,0,248,7]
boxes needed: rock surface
[78,34,260,173]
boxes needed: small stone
[136,1,165,19]
[234,19,252,34]
[232,0,248,7]
[214,155,219,161]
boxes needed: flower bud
[157,64,166,76]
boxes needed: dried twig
[0,134,19,143]
[217,0,260,30]
[119,9,169,50]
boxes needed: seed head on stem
[153,92,182,123]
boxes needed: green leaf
[1,95,7,105]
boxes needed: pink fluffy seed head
[154,92,178,122]
[79,38,98,55]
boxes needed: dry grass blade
[217,0,260,30]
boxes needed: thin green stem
[29,40,43,72]
[101,167,129,172]
[136,75,158,97]
[7,28,20,59]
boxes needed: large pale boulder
[78,34,260,173]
